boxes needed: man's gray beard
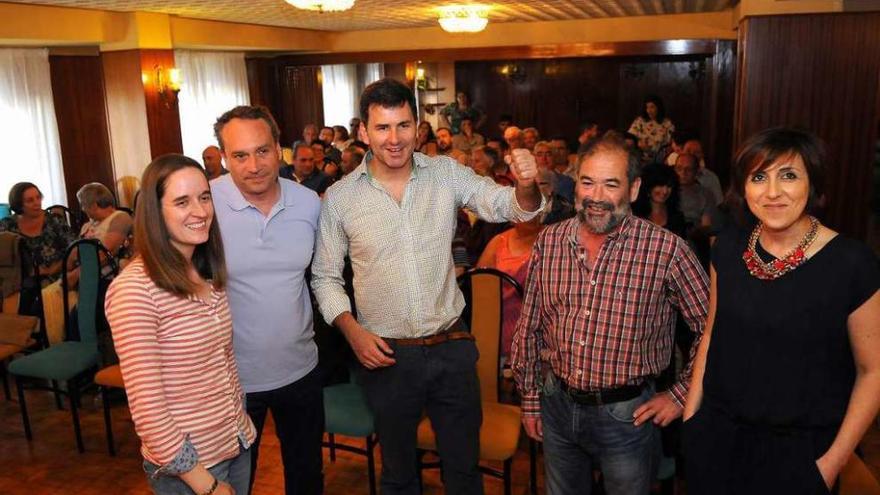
[578,203,630,234]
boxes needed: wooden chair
[840,453,880,495]
[93,364,124,455]
[417,268,536,495]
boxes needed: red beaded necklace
[742,216,819,280]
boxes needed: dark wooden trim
[257,39,719,65]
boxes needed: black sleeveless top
[703,227,879,428]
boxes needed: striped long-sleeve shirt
[510,215,709,416]
[105,258,256,473]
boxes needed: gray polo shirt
[211,174,321,393]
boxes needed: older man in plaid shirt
[511,135,709,495]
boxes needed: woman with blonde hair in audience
[683,128,880,494]
[105,154,255,495]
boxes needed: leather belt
[385,319,473,347]
[557,376,645,406]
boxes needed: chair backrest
[116,176,140,209]
[46,204,84,232]
[0,233,48,346]
[62,239,117,345]
[458,267,523,403]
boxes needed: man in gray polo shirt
[211,105,323,495]
[312,79,542,495]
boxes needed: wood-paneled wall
[735,13,880,239]
[49,55,115,209]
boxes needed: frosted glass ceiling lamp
[437,5,490,33]
[285,0,355,12]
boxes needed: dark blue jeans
[541,373,657,495]
[358,338,483,495]
[143,446,251,495]
[246,365,325,495]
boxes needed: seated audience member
[313,139,342,168]
[202,145,228,180]
[534,140,575,203]
[436,127,468,165]
[504,126,525,151]
[633,164,687,238]
[0,182,75,282]
[348,117,362,142]
[470,145,494,177]
[105,154,256,495]
[452,116,485,155]
[536,168,575,225]
[281,143,334,195]
[318,126,335,145]
[67,183,133,283]
[675,153,715,231]
[350,140,369,154]
[477,215,544,360]
[629,94,675,160]
[576,121,600,154]
[486,137,507,158]
[497,113,513,136]
[332,125,351,151]
[682,139,724,205]
[417,121,438,156]
[293,123,318,149]
[340,146,365,176]
[482,145,514,187]
[522,127,539,152]
[661,129,694,168]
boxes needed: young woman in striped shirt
[106,154,256,495]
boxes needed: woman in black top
[683,128,880,494]
[632,163,687,239]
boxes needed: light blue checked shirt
[312,152,543,338]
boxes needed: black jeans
[358,338,483,495]
[246,365,325,495]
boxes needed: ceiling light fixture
[285,0,355,12]
[437,5,490,33]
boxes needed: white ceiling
[9,0,736,31]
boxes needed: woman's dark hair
[418,121,436,142]
[640,94,667,123]
[8,182,42,214]
[727,127,826,227]
[333,125,349,141]
[632,164,682,219]
[359,78,417,124]
[135,154,227,296]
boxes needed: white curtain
[362,63,384,87]
[321,63,385,128]
[176,50,250,161]
[321,64,359,128]
[0,48,66,207]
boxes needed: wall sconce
[143,65,182,108]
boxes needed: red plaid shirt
[511,215,708,416]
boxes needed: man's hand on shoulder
[632,392,682,427]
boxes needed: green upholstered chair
[323,380,377,495]
[9,239,114,453]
